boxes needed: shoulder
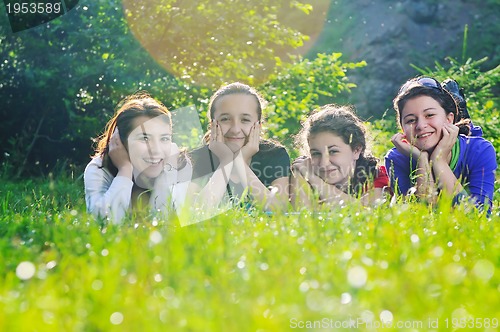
[189,144,210,157]
[460,135,497,166]
[460,135,495,150]
[85,156,104,173]
[384,148,407,164]
[84,156,114,184]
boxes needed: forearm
[235,158,288,211]
[290,172,314,210]
[415,155,435,200]
[196,161,233,207]
[318,185,353,206]
[432,161,463,196]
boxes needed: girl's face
[212,93,259,152]
[126,115,172,179]
[309,132,361,187]
[400,95,454,151]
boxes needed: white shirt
[84,156,192,223]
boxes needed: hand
[430,123,459,163]
[208,120,234,164]
[292,155,312,179]
[164,142,179,172]
[108,128,133,173]
[292,156,339,200]
[391,132,427,161]
[240,121,260,164]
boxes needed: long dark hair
[393,77,471,135]
[296,104,379,195]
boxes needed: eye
[329,149,339,155]
[219,117,229,122]
[241,118,252,123]
[139,135,149,141]
[310,151,321,158]
[405,119,415,125]
[426,113,435,118]
[161,136,172,142]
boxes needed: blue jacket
[385,135,497,211]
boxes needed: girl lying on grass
[188,82,290,214]
[84,91,192,223]
[290,104,389,209]
[385,76,497,213]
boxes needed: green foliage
[1,179,500,330]
[260,53,366,158]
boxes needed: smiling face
[212,93,259,152]
[126,115,172,180]
[309,131,361,187]
[401,95,454,152]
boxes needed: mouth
[143,158,163,165]
[416,132,433,139]
[320,168,338,176]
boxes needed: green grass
[1,177,499,331]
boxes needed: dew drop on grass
[70,210,77,216]
[410,234,419,244]
[299,281,309,292]
[380,310,393,324]
[342,251,352,260]
[340,292,352,304]
[347,266,367,288]
[431,246,444,257]
[259,263,269,271]
[472,259,495,281]
[237,261,245,269]
[16,261,36,280]
[150,231,162,245]
[154,274,163,282]
[101,249,109,257]
[110,312,124,325]
[92,280,103,290]
[46,261,57,269]
[444,263,466,285]
[360,310,375,324]
[299,267,307,275]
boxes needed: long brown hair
[93,91,186,176]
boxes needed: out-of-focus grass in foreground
[0,178,499,331]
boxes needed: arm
[462,139,497,210]
[290,158,315,210]
[430,124,463,197]
[84,129,135,223]
[84,158,133,223]
[234,123,290,211]
[390,133,435,200]
[189,121,235,208]
[292,156,353,207]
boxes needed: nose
[415,117,428,131]
[146,138,160,156]
[227,119,242,135]
[319,147,330,167]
